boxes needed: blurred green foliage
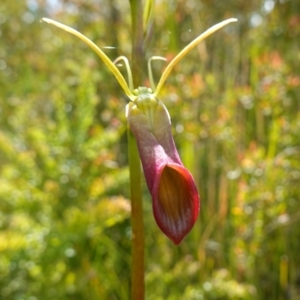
[0,0,300,299]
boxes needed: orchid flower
[42,17,237,244]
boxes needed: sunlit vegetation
[0,0,299,299]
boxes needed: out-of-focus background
[0,0,299,299]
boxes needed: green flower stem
[130,0,144,87]
[128,127,144,300]
[129,1,145,300]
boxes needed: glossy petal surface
[153,163,199,245]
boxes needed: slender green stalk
[130,0,144,88]
[128,127,144,300]
[129,1,145,299]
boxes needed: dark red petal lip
[152,163,200,245]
